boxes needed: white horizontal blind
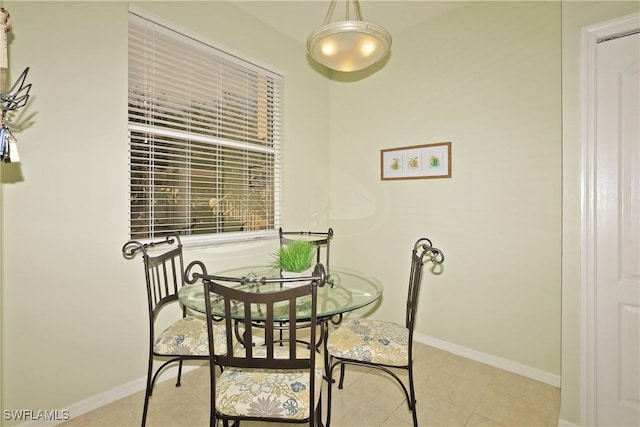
[128,12,282,240]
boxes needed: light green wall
[0,1,329,423]
[1,2,129,421]
[1,1,637,425]
[560,2,639,424]
[329,0,562,374]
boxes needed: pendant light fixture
[306,0,392,73]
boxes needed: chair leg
[313,386,322,427]
[141,390,150,427]
[141,356,153,427]
[337,363,346,389]
[144,357,182,425]
[176,359,183,387]
[408,364,417,427]
[325,359,342,427]
[209,359,216,427]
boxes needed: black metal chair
[122,235,226,427]
[185,261,327,427]
[279,227,334,276]
[324,238,444,427]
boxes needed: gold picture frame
[380,141,451,180]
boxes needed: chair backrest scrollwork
[279,227,334,275]
[406,238,445,332]
[122,234,186,319]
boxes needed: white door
[595,32,640,427]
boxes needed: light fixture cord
[321,0,337,25]
[0,5,11,90]
[321,0,364,25]
[353,0,363,21]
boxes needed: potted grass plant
[271,239,317,286]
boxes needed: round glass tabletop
[179,265,383,321]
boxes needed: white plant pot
[281,268,313,288]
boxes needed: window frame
[127,5,283,247]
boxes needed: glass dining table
[178,265,383,323]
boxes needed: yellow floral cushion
[215,346,323,420]
[153,316,226,356]
[327,318,409,367]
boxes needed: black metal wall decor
[0,67,30,163]
[0,6,32,163]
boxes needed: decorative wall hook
[2,66,31,112]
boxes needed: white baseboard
[557,418,580,426]
[413,332,561,387]
[23,335,562,426]
[17,362,206,427]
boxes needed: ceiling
[230,1,470,45]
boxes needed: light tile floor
[60,343,560,427]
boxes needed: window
[128,9,282,242]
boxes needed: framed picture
[380,141,451,180]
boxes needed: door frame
[581,12,640,426]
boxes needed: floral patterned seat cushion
[327,318,409,367]
[215,346,323,420]
[153,316,226,356]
